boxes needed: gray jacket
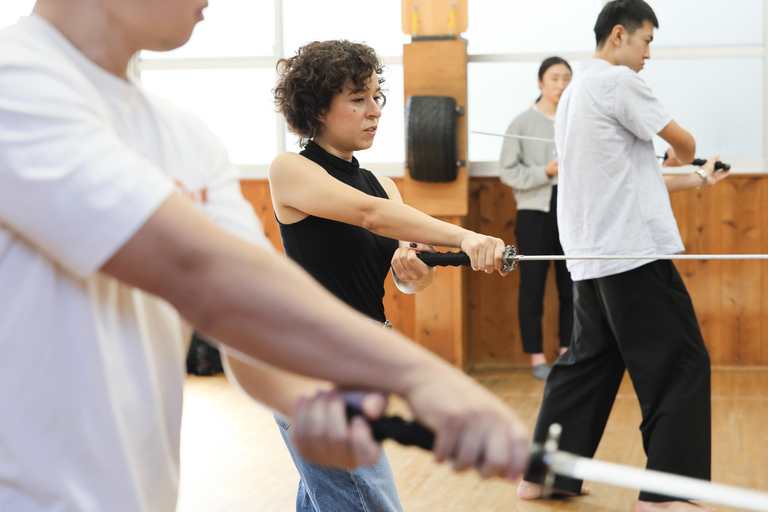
[499,107,558,212]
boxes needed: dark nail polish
[410,242,417,248]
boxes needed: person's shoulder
[515,107,540,123]
[141,91,212,137]
[271,150,308,166]
[611,66,649,91]
[371,173,400,201]
[269,151,318,179]
[507,107,537,131]
[0,18,70,78]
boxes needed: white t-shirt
[555,58,682,280]
[0,15,271,512]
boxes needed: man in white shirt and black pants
[517,1,728,511]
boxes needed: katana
[348,407,768,511]
[528,424,768,511]
[471,130,555,143]
[417,245,768,273]
[472,130,731,170]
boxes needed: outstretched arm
[223,350,332,417]
[101,193,529,477]
[658,120,695,164]
[269,152,507,275]
[376,176,437,294]
[662,151,730,193]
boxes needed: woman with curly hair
[270,40,510,512]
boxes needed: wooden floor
[176,369,768,512]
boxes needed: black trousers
[515,187,573,353]
[524,260,711,502]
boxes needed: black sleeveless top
[278,141,399,322]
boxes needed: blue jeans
[274,413,403,512]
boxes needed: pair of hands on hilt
[391,242,437,289]
[663,147,730,186]
[289,377,530,480]
[393,234,509,280]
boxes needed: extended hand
[404,369,530,479]
[702,154,729,186]
[391,243,436,285]
[663,146,686,167]
[290,391,387,469]
[460,234,509,276]
[545,160,558,177]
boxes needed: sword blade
[471,130,556,143]
[548,451,768,511]
[516,254,768,262]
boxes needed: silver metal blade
[549,451,768,511]
[516,254,768,261]
[471,130,555,143]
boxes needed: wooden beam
[401,0,468,38]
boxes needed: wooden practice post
[401,0,469,367]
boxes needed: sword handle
[691,158,730,172]
[416,251,470,268]
[663,152,730,171]
[346,405,435,450]
[416,245,518,272]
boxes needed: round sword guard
[502,245,518,272]
[541,423,562,499]
[525,422,561,498]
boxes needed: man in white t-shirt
[0,1,532,511]
[517,2,728,512]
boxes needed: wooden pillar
[401,0,469,367]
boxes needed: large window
[0,0,34,29]
[3,1,766,175]
[468,0,766,174]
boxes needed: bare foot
[517,480,589,500]
[636,500,715,512]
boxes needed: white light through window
[142,0,275,60]
[0,0,35,30]
[141,68,279,165]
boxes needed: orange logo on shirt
[174,181,208,204]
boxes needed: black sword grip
[691,158,730,171]
[346,405,435,451]
[664,152,730,171]
[416,251,471,268]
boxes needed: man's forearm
[102,194,454,400]
[664,171,704,193]
[193,241,452,398]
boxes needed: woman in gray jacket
[499,57,573,379]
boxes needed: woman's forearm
[224,353,333,417]
[361,199,472,248]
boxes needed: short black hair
[594,0,659,48]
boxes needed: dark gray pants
[524,260,711,502]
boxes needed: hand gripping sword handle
[416,245,518,272]
[415,251,470,267]
[346,405,435,450]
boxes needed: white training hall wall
[3,0,765,177]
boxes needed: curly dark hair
[274,40,387,147]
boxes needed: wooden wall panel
[465,179,561,369]
[402,39,468,216]
[240,176,768,368]
[465,175,768,369]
